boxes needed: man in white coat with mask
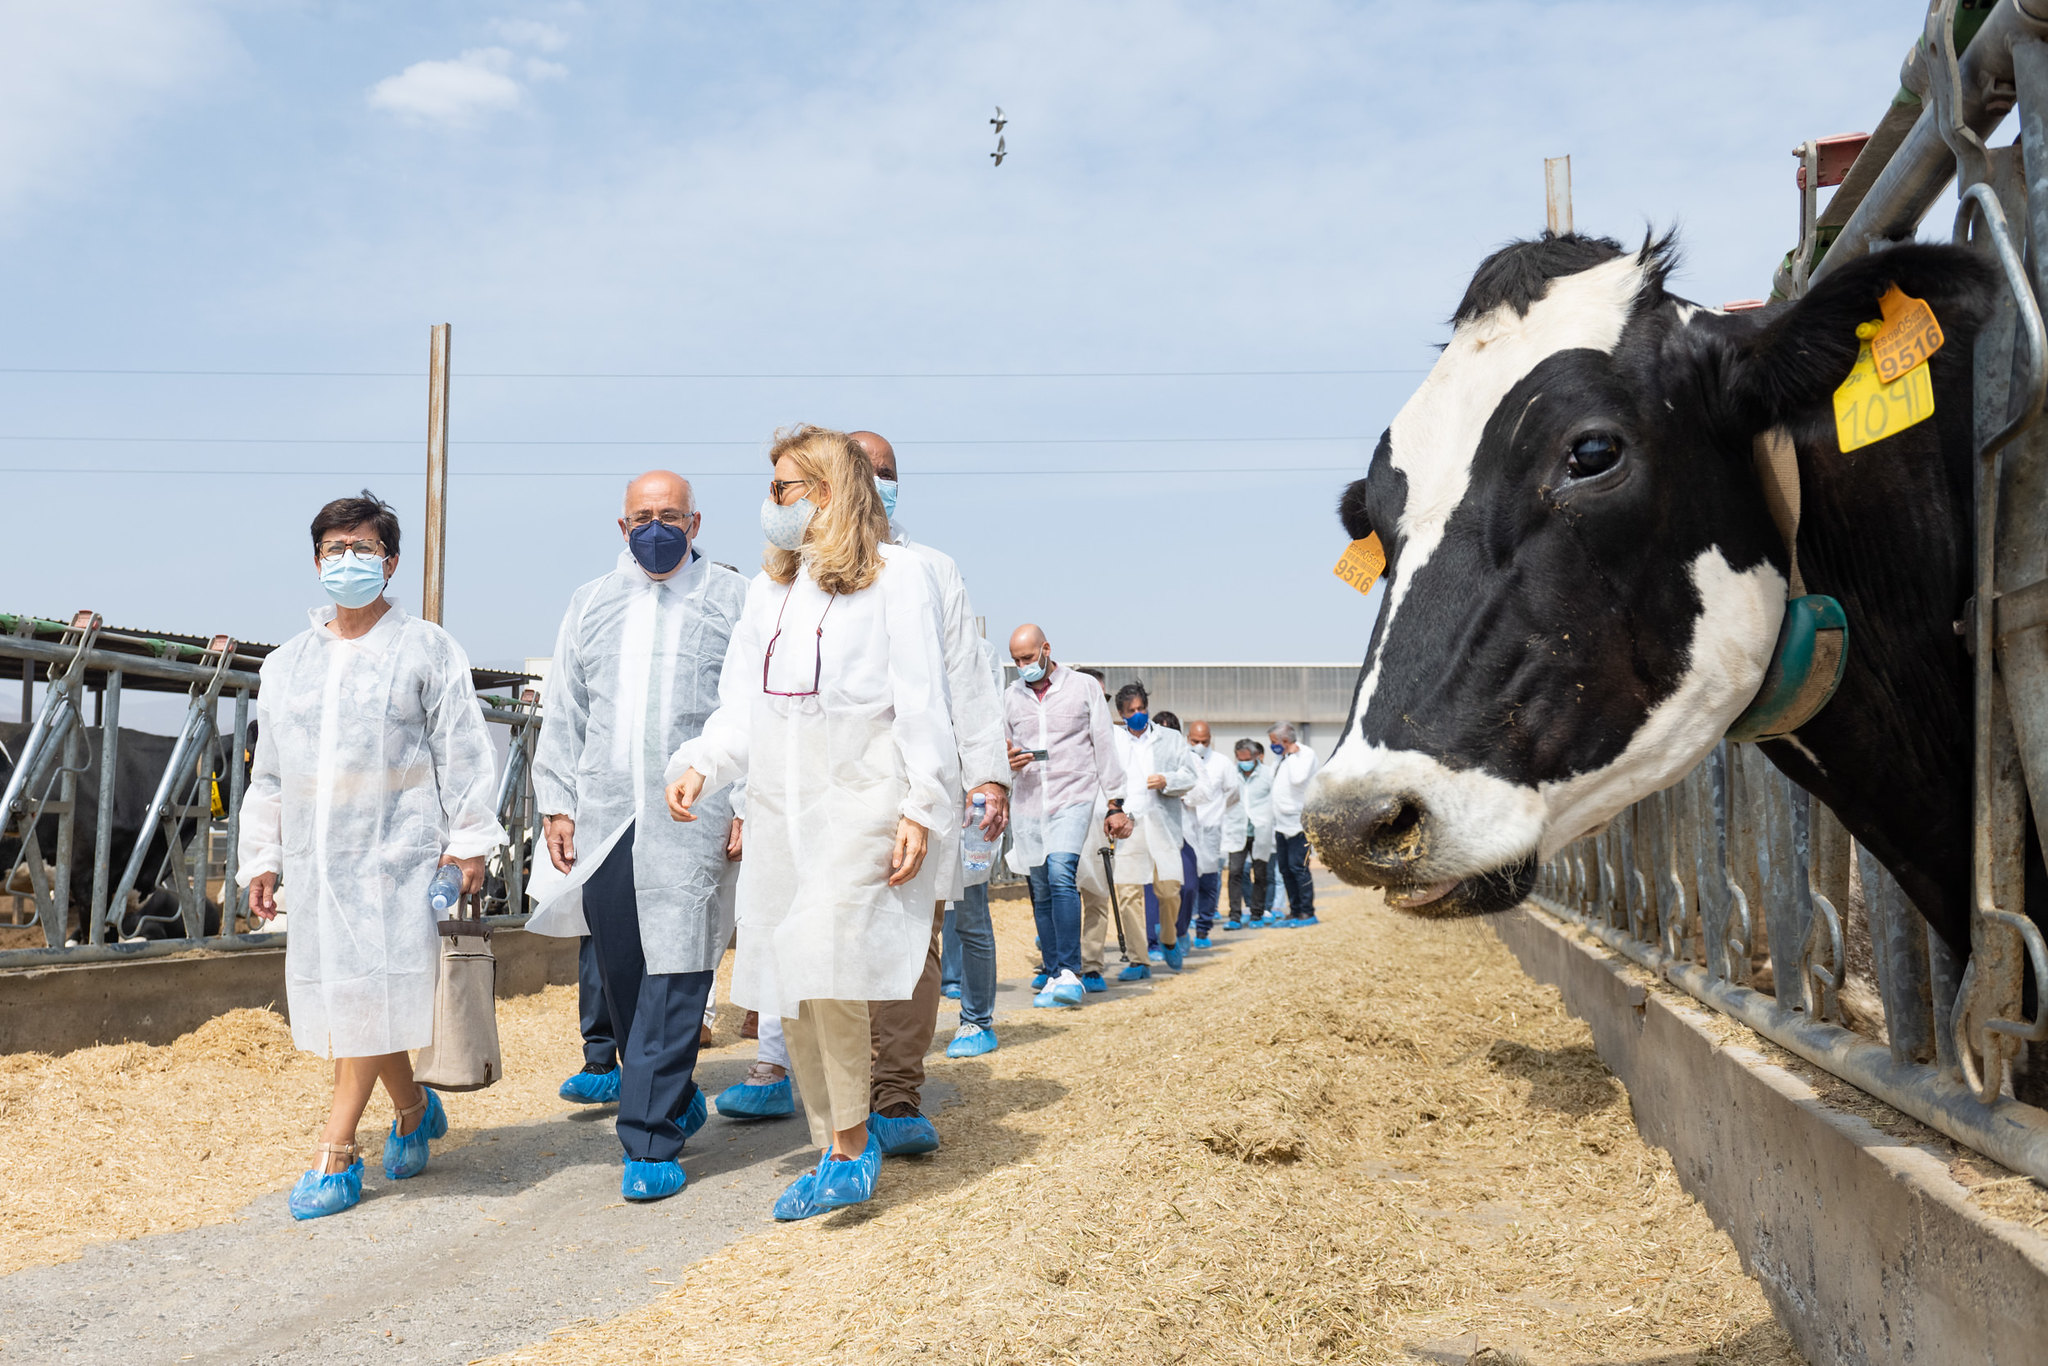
[1108,681,1199,978]
[851,430,1009,1157]
[1181,720,1241,949]
[528,471,750,1203]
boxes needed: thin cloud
[366,46,563,126]
[492,18,571,52]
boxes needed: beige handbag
[414,894,503,1092]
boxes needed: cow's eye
[1566,433,1624,479]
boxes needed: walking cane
[1102,842,1127,960]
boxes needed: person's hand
[439,852,486,895]
[889,817,929,887]
[1007,742,1033,774]
[666,768,706,823]
[970,782,1009,839]
[544,814,577,874]
[248,871,279,922]
[1105,812,1133,840]
[1146,773,1168,792]
[726,817,744,861]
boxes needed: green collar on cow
[1725,428,1849,743]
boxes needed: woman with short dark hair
[238,490,506,1219]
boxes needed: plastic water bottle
[428,864,464,915]
[961,795,996,877]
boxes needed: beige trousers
[783,998,874,1148]
[1079,885,1116,973]
[1114,879,1179,952]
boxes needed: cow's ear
[1722,243,1997,431]
[1338,477,1374,541]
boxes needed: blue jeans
[942,882,997,1029]
[1192,871,1221,936]
[1027,853,1084,979]
[1276,831,1317,918]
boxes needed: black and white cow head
[1304,231,1990,916]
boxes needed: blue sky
[3,0,1914,690]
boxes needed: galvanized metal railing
[0,621,544,970]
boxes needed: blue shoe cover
[1224,919,1242,931]
[715,1074,795,1119]
[1192,937,1211,949]
[1146,949,1165,964]
[622,1158,688,1201]
[1116,963,1152,982]
[941,984,962,1000]
[867,1110,940,1156]
[384,1089,447,1181]
[815,1137,881,1211]
[559,1066,621,1104]
[1051,980,1084,1006]
[1031,972,1050,990]
[1080,972,1107,994]
[947,1024,999,1058]
[773,1167,824,1221]
[678,1087,708,1144]
[1297,916,1320,926]
[288,1160,362,1220]
[1163,943,1185,971]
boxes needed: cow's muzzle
[1302,781,1534,916]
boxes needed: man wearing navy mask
[526,471,750,1203]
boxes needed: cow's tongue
[1386,879,1459,909]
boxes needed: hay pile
[484,891,1799,1366]
[0,980,608,1276]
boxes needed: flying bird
[990,106,1007,134]
[991,135,1006,166]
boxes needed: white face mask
[760,496,816,552]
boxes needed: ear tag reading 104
[1333,533,1386,597]
[1834,321,1934,453]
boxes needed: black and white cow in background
[1303,232,2001,964]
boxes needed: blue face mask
[1270,742,1286,756]
[761,496,816,551]
[875,477,899,519]
[319,552,387,610]
[1018,657,1046,684]
[1237,758,1256,773]
[1125,711,1149,734]
[629,519,690,575]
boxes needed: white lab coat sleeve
[885,562,955,830]
[935,559,1008,793]
[665,592,762,797]
[1086,684,1125,802]
[1159,733,1200,799]
[529,586,592,820]
[426,639,510,861]
[235,681,284,884]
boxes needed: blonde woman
[664,426,956,1219]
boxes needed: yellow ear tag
[1834,320,1934,453]
[1869,283,1945,384]
[1333,534,1386,596]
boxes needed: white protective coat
[889,525,1008,904]
[1108,722,1199,884]
[665,545,957,1020]
[526,550,750,974]
[237,605,506,1058]
[1184,747,1243,876]
[1228,758,1277,863]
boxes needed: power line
[0,366,1427,380]
[0,465,1362,478]
[0,434,1367,447]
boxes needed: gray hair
[1268,722,1298,744]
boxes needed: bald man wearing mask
[850,430,1010,1156]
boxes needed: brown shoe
[741,1010,759,1040]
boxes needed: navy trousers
[582,825,715,1162]
[1276,830,1317,918]
[577,936,618,1069]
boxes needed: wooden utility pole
[422,323,451,625]
[1545,155,1573,235]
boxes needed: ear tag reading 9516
[1333,534,1386,596]
[1870,283,1944,383]
[1834,320,1934,453]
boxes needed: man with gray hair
[1267,722,1321,925]
[527,470,750,1203]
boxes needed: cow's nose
[1302,784,1432,885]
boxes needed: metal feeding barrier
[0,612,545,970]
[1535,0,2048,1185]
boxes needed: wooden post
[422,323,451,625]
[1545,155,1573,236]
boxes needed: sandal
[289,1139,363,1220]
[384,1088,448,1181]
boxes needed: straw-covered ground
[473,890,1802,1366]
